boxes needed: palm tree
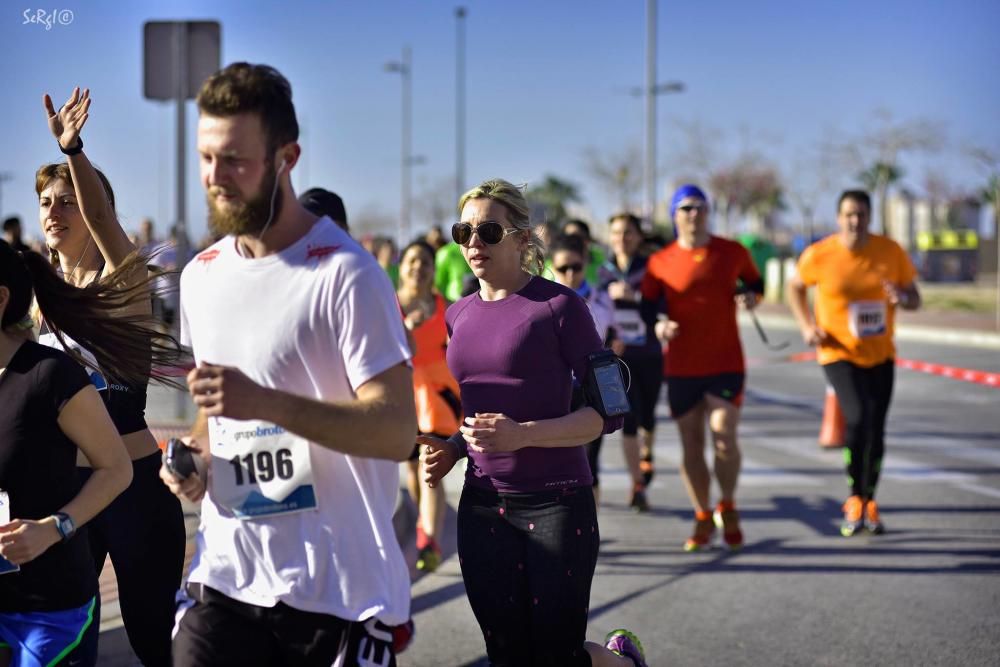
[525,175,582,227]
[858,161,904,237]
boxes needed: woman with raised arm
[34,87,184,667]
[0,239,137,667]
[420,179,649,667]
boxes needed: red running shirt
[641,236,761,377]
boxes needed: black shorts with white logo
[665,372,745,418]
[173,583,397,667]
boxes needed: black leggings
[457,485,599,667]
[823,360,895,498]
[621,349,662,435]
[77,451,186,667]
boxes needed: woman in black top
[34,87,185,666]
[0,239,133,667]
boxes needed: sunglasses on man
[451,221,521,246]
[676,202,706,213]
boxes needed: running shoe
[415,541,442,573]
[391,618,415,654]
[684,510,716,551]
[639,445,655,486]
[713,501,744,551]
[629,484,650,513]
[604,628,648,667]
[841,495,865,537]
[864,499,885,535]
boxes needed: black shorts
[173,584,397,667]
[665,373,745,418]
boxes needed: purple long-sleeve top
[446,276,623,493]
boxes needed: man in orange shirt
[642,185,763,551]
[787,190,921,537]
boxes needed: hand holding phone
[164,438,198,480]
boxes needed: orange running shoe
[713,501,744,551]
[841,495,865,537]
[864,499,885,534]
[684,510,716,551]
[639,445,655,486]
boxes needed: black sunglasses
[452,221,520,246]
[554,263,584,274]
[677,203,706,213]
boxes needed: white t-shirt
[179,217,412,623]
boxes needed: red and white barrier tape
[769,350,999,389]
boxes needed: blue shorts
[0,597,95,667]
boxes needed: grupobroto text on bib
[848,300,888,339]
[209,418,318,519]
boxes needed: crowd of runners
[0,62,921,666]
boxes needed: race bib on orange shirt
[848,300,887,339]
[209,418,318,519]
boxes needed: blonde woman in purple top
[419,179,648,667]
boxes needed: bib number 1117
[229,449,294,486]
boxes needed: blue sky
[2,0,998,245]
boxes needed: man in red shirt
[642,185,763,551]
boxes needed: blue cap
[670,184,709,219]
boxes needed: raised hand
[44,87,91,150]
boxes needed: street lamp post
[640,0,686,226]
[629,80,685,222]
[385,46,413,247]
[644,0,656,223]
[455,7,467,205]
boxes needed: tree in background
[833,110,944,237]
[525,174,582,228]
[708,158,785,240]
[583,145,642,213]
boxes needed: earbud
[277,159,288,173]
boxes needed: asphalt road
[101,324,1000,666]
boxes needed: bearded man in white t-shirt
[159,62,416,667]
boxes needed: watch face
[57,513,75,539]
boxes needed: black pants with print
[457,484,600,667]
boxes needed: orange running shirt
[410,294,462,435]
[795,233,917,367]
[411,294,449,367]
[641,236,761,377]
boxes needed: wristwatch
[53,512,76,541]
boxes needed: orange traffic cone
[818,384,845,449]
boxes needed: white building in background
[886,191,981,253]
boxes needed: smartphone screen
[594,363,630,416]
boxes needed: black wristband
[447,431,468,459]
[59,138,83,156]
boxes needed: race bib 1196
[208,418,318,519]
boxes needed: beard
[206,162,282,237]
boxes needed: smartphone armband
[583,349,631,419]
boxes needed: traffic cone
[818,384,845,449]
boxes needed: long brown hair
[1,239,184,388]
